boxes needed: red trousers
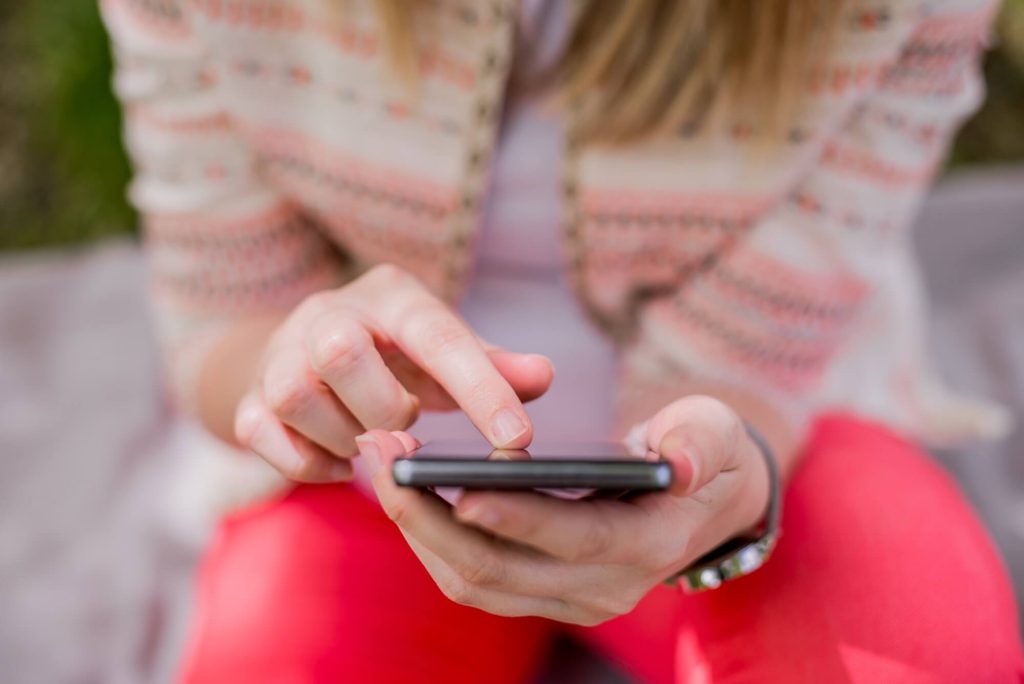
[178,415,1024,683]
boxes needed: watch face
[689,534,759,566]
[678,535,777,593]
[735,544,766,573]
[690,567,724,591]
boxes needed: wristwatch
[664,421,782,592]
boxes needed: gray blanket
[2,167,1022,683]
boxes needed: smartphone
[392,438,672,500]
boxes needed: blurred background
[2,2,1024,249]
[1,2,1023,683]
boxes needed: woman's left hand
[356,396,771,626]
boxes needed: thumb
[646,397,746,497]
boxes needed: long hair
[372,0,841,143]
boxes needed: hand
[357,396,771,626]
[233,263,554,482]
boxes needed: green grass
[951,0,1024,165]
[1,1,1022,251]
[0,2,136,251]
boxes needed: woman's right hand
[233,263,555,482]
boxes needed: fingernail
[658,434,696,495]
[672,456,695,495]
[354,435,381,475]
[663,448,695,496]
[460,505,501,528]
[491,408,528,446]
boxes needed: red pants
[178,415,1024,683]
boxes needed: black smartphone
[392,438,672,499]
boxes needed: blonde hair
[373,0,841,144]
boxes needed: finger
[399,535,599,623]
[390,430,421,453]
[348,266,534,448]
[487,351,555,403]
[360,430,633,623]
[262,345,365,457]
[306,310,420,431]
[453,490,665,566]
[235,392,353,482]
[645,396,746,496]
[384,353,460,411]
[356,430,570,595]
[387,302,532,447]
[387,349,554,411]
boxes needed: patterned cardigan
[100,0,1010,510]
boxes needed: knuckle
[379,495,411,526]
[588,590,640,619]
[614,591,643,617]
[309,318,370,376]
[365,262,413,289]
[276,458,318,483]
[406,311,473,360]
[264,375,316,420]
[437,573,477,606]
[233,406,261,448]
[376,396,420,430]
[453,551,505,588]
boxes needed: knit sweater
[100,0,1010,511]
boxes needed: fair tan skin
[199,262,797,626]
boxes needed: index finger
[348,265,533,448]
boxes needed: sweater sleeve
[625,0,1009,447]
[100,0,344,412]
